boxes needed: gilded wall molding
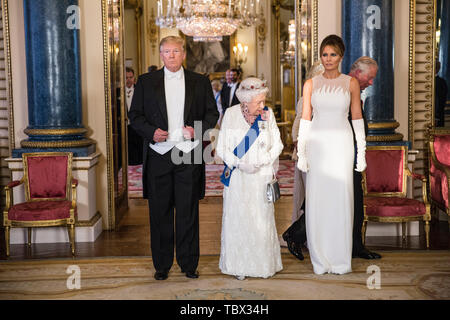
[408,0,436,199]
[148,8,158,55]
[312,0,318,62]
[101,0,114,230]
[2,0,14,152]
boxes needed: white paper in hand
[149,141,176,155]
[176,139,199,153]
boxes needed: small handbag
[266,169,281,203]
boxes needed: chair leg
[362,220,367,246]
[27,228,32,247]
[67,224,75,255]
[424,220,430,249]
[5,226,10,257]
[401,222,407,240]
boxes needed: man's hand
[153,128,168,143]
[183,126,195,140]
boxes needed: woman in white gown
[296,35,367,275]
[216,77,284,280]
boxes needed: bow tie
[166,72,182,80]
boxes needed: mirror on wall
[435,0,450,128]
[273,0,315,155]
[105,0,128,228]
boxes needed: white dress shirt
[164,66,185,142]
[150,67,197,155]
[126,86,134,112]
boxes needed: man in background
[220,68,241,114]
[126,67,143,165]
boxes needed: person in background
[220,68,241,114]
[126,67,143,166]
[211,79,223,126]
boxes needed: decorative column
[342,0,404,145]
[13,0,95,157]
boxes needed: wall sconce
[233,42,248,71]
[281,19,295,64]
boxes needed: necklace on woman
[240,103,257,125]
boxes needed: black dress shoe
[185,271,199,279]
[353,248,382,260]
[287,241,304,261]
[154,271,168,280]
[282,229,291,243]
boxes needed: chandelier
[156,0,263,42]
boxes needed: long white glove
[296,119,312,172]
[237,161,260,174]
[352,119,367,172]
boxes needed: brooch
[224,167,231,178]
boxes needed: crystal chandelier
[156,0,263,42]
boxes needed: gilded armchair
[362,146,431,248]
[3,152,78,256]
[428,130,450,227]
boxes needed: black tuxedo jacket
[220,82,241,112]
[129,68,219,199]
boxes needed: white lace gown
[305,74,354,275]
[216,105,284,278]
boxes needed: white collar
[164,66,184,80]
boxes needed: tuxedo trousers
[146,147,201,273]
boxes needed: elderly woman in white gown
[216,77,284,280]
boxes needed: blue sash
[220,107,268,186]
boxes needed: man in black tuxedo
[129,36,219,280]
[125,67,144,165]
[220,68,241,113]
[283,56,381,261]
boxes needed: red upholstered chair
[429,130,450,227]
[3,152,78,256]
[362,146,431,248]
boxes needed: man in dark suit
[125,67,144,165]
[220,68,241,113]
[129,36,219,280]
[283,56,381,261]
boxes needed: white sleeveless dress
[305,74,354,275]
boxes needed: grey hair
[306,61,325,80]
[159,36,185,52]
[235,77,269,103]
[350,56,378,74]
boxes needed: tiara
[240,80,268,90]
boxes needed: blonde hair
[159,36,185,52]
